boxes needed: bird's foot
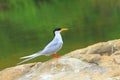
[53,54,61,58]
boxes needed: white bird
[18,28,68,64]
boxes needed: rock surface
[1,39,120,80]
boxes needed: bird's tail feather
[18,51,43,65]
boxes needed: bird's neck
[54,31,62,41]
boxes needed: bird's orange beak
[60,28,68,32]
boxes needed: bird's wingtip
[20,55,31,59]
[20,56,26,59]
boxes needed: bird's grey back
[42,32,63,55]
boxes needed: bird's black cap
[53,28,61,33]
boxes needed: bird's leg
[53,53,61,58]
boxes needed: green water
[0,0,120,70]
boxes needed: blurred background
[0,0,120,70]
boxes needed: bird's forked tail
[18,51,43,65]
